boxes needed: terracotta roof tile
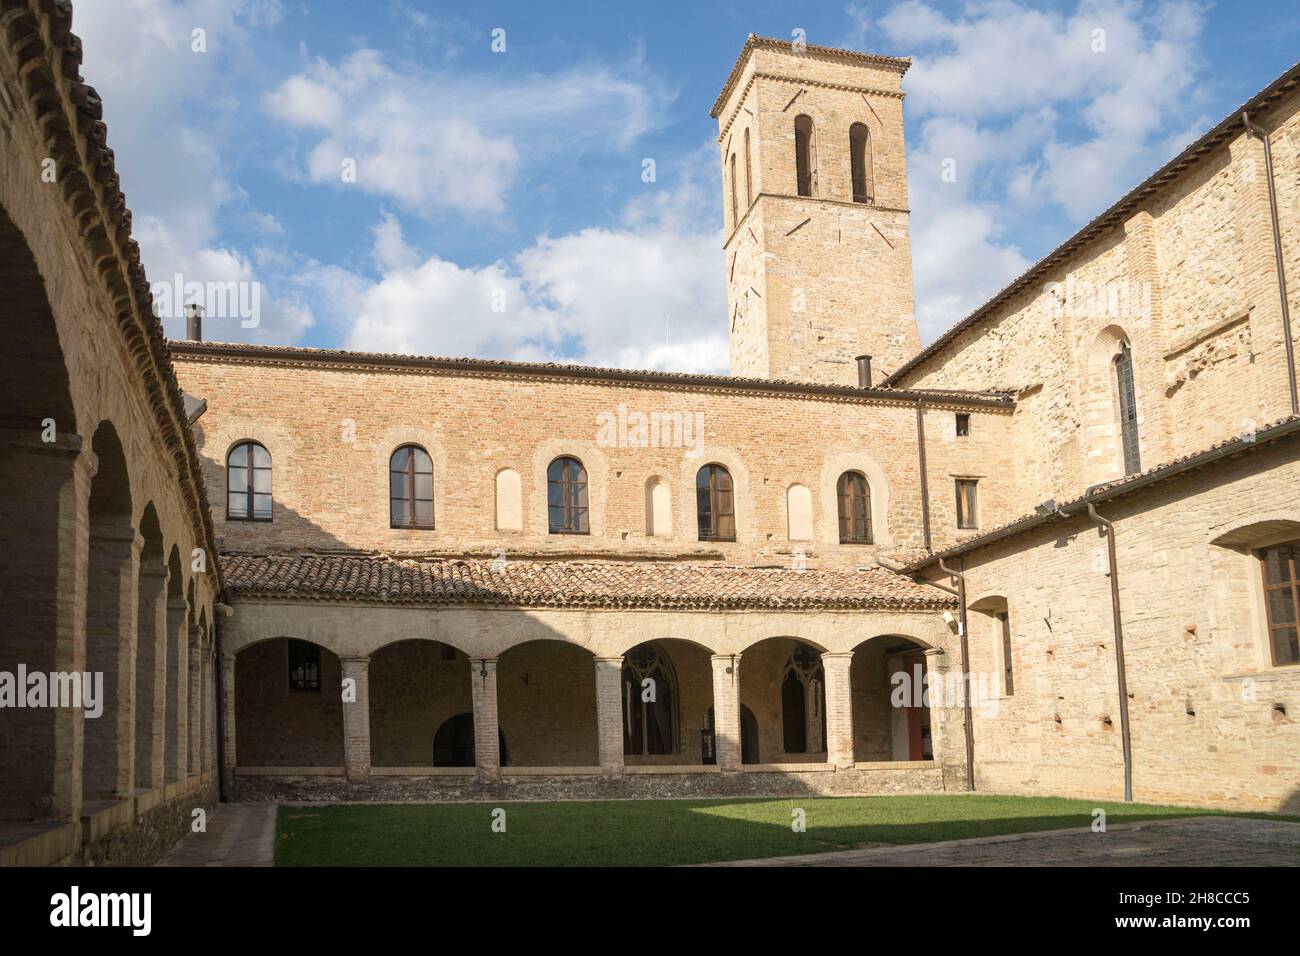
[222,552,955,611]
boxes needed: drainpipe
[916,398,933,552]
[1243,111,1298,416]
[1061,501,1134,802]
[937,557,975,791]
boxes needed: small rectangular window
[998,611,1014,696]
[1259,542,1300,666]
[287,639,321,692]
[955,479,979,530]
[956,413,970,437]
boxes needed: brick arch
[1084,324,1141,485]
[496,639,599,767]
[234,636,345,769]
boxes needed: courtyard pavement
[156,803,277,867]
[702,816,1300,866]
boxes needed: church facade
[1,10,1298,866]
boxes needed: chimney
[856,354,873,388]
[185,303,203,342]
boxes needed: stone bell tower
[712,35,921,386]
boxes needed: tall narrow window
[227,441,271,521]
[547,456,589,534]
[622,643,676,755]
[955,479,979,530]
[1260,541,1300,666]
[794,114,816,197]
[743,127,753,206]
[998,611,1015,695]
[836,471,873,544]
[389,445,434,529]
[1114,341,1141,475]
[287,639,320,692]
[729,152,738,227]
[850,122,873,203]
[696,463,736,541]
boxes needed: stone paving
[156,803,277,867]
[703,816,1300,866]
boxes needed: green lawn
[273,794,1290,866]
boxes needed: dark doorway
[433,712,508,767]
[740,704,759,765]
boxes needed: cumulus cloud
[264,47,673,219]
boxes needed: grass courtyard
[272,794,1288,866]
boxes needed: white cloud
[265,48,672,219]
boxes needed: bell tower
[712,35,921,386]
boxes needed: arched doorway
[234,638,344,767]
[739,637,828,762]
[432,713,509,767]
[368,640,471,767]
[497,640,598,767]
[620,639,715,765]
[851,635,934,762]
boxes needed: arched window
[226,441,271,521]
[781,643,826,754]
[794,114,816,197]
[696,463,736,541]
[389,445,434,528]
[622,643,677,755]
[547,456,589,534]
[850,122,873,203]
[728,152,738,227]
[743,127,753,206]
[1114,341,1141,475]
[837,471,873,543]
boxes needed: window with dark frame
[389,445,434,529]
[1259,541,1300,666]
[1114,340,1141,475]
[849,122,873,203]
[998,610,1015,695]
[956,413,971,437]
[955,478,979,529]
[547,456,590,534]
[794,114,815,197]
[696,463,736,541]
[226,441,272,521]
[622,644,677,756]
[287,639,321,692]
[836,471,873,544]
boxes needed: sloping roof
[169,340,1015,409]
[223,552,955,611]
[884,59,1300,387]
[712,34,911,118]
[904,415,1300,573]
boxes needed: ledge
[741,762,835,773]
[0,821,78,867]
[371,767,476,777]
[235,766,346,777]
[853,759,939,771]
[80,798,134,843]
[133,787,164,817]
[624,764,722,775]
[500,766,604,777]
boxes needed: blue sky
[73,0,1300,372]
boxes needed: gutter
[1243,110,1298,416]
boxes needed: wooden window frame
[696,463,736,542]
[1114,341,1141,475]
[286,639,321,693]
[836,471,873,544]
[226,440,272,522]
[955,478,979,530]
[1258,541,1300,667]
[547,456,590,535]
[389,445,435,530]
[955,413,971,437]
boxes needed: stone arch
[163,546,187,782]
[850,121,874,202]
[794,113,817,196]
[737,636,829,764]
[850,634,935,762]
[0,203,79,823]
[368,639,472,767]
[83,421,136,805]
[620,639,708,762]
[496,639,599,767]
[135,504,167,790]
[234,636,345,768]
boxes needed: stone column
[187,624,201,780]
[220,654,237,779]
[164,597,188,783]
[710,654,742,771]
[594,656,625,775]
[340,657,371,783]
[470,659,501,781]
[821,652,855,769]
[200,644,212,773]
[135,561,168,790]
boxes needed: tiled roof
[168,341,1014,410]
[222,552,955,611]
[905,415,1300,572]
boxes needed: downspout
[937,557,975,791]
[1243,110,1298,416]
[916,398,933,552]
[1061,501,1133,802]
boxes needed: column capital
[594,655,625,664]
[820,651,855,662]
